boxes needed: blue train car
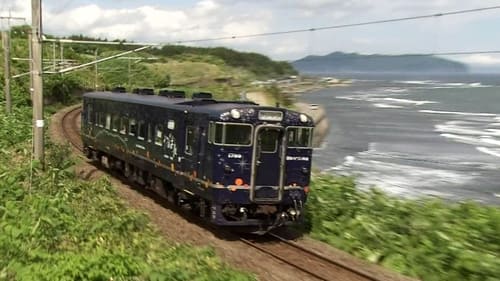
[81,90,314,233]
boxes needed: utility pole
[0,13,24,115]
[60,43,63,66]
[94,48,98,90]
[52,41,56,71]
[128,58,131,90]
[31,0,44,164]
[2,31,11,114]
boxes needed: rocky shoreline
[246,76,343,148]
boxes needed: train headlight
[230,109,241,119]
[299,114,308,123]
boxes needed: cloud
[193,0,220,15]
[459,54,500,66]
[4,0,500,63]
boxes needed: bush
[44,74,85,104]
[0,106,254,281]
[305,175,500,281]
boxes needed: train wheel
[167,188,177,204]
[83,147,92,159]
[152,177,167,198]
[91,150,100,162]
[124,163,132,179]
[101,155,110,169]
[136,170,146,186]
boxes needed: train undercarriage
[85,147,304,234]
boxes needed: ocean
[298,73,500,204]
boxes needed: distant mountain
[292,52,468,74]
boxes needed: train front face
[208,107,314,232]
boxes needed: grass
[303,175,500,281]
[0,96,255,281]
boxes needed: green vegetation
[0,91,254,280]
[304,175,500,281]
[2,26,295,103]
[150,45,297,77]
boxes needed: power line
[42,5,500,48]
[169,5,500,44]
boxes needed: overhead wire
[167,5,500,44]
[42,5,500,48]
[31,4,500,72]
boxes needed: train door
[183,118,206,182]
[250,125,286,202]
[196,126,207,179]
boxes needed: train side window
[98,113,105,127]
[111,115,119,132]
[105,114,111,130]
[137,121,146,140]
[87,104,93,124]
[167,120,175,130]
[185,126,195,155]
[155,125,163,146]
[120,117,128,135]
[147,124,152,142]
[129,119,137,136]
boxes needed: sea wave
[420,110,498,117]
[476,147,500,158]
[328,147,477,197]
[373,103,404,108]
[396,80,492,89]
[384,87,408,93]
[397,80,437,85]
[384,98,436,106]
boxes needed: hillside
[292,51,468,74]
[1,26,296,103]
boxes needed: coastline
[297,76,500,205]
[245,76,348,148]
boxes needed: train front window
[225,124,252,145]
[287,127,313,148]
[259,128,279,153]
[210,122,252,146]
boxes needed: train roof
[83,91,314,125]
[84,91,266,115]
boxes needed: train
[81,89,314,233]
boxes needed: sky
[2,0,500,71]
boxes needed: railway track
[61,105,83,152]
[239,233,381,281]
[60,105,397,281]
